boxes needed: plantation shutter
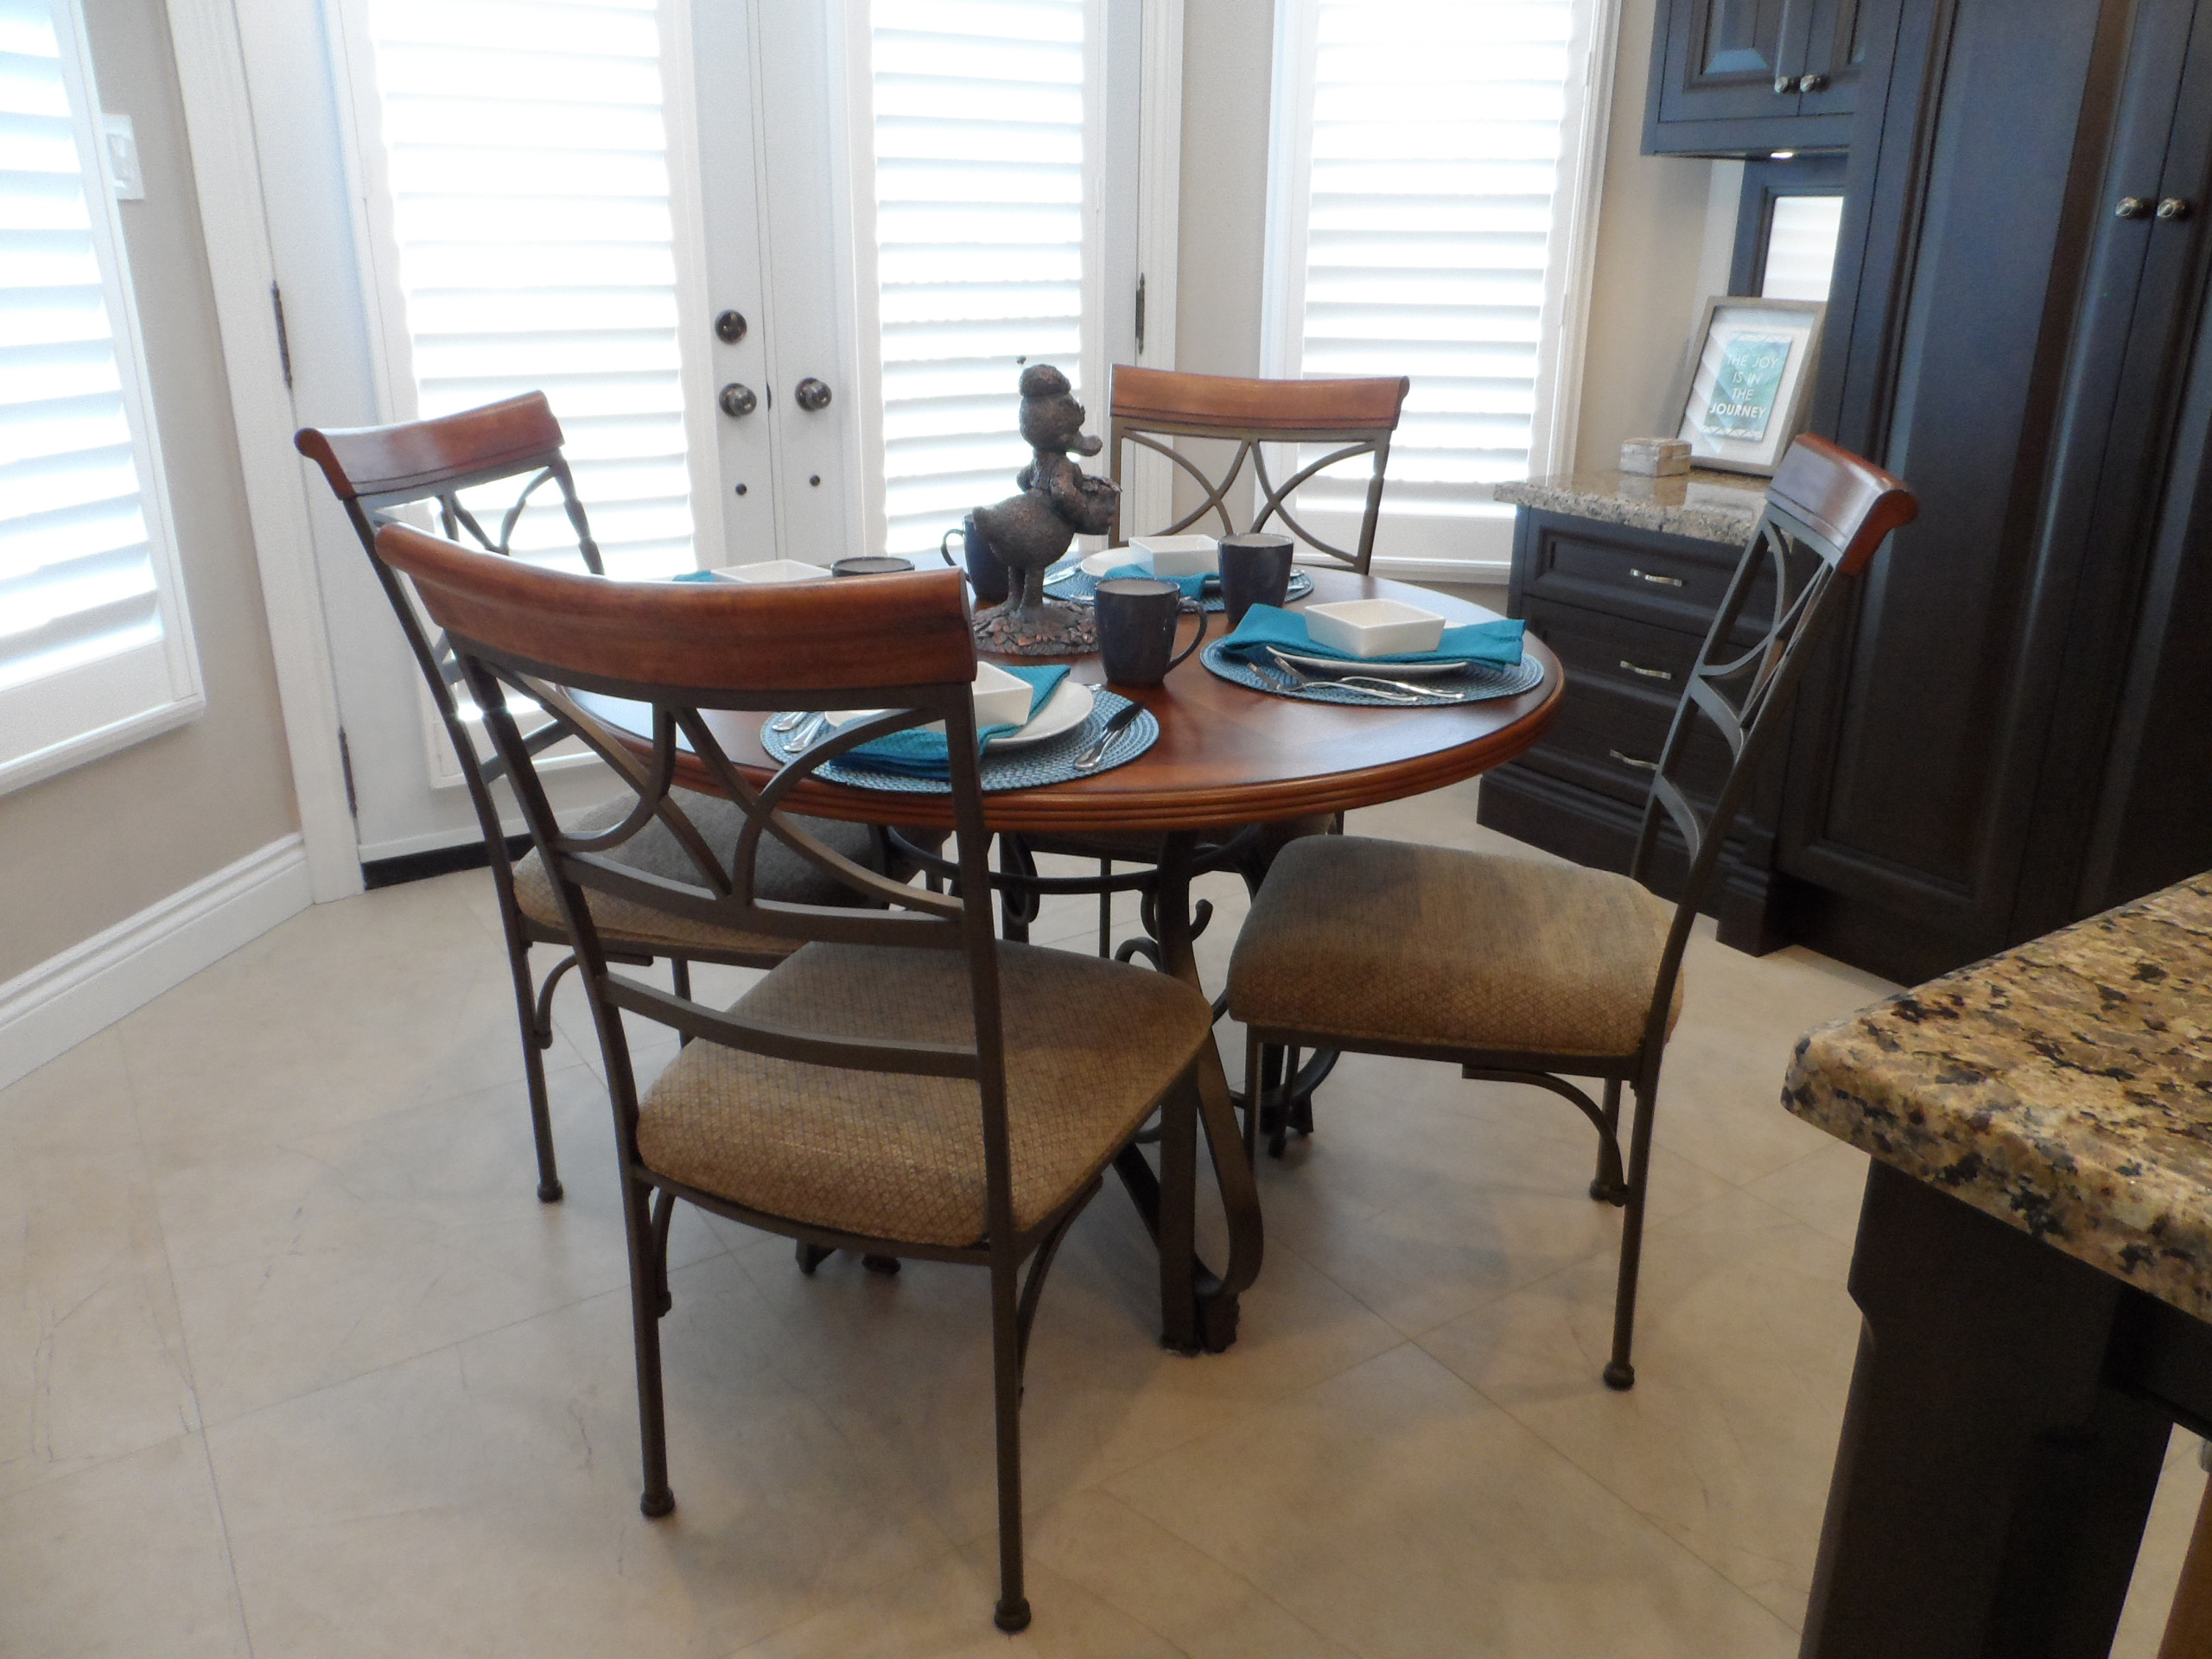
[355,0,696,579]
[867,0,1090,563]
[1271,0,1592,567]
[0,0,200,794]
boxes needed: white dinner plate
[1270,647,1479,681]
[989,678,1094,748]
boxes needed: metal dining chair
[997,366,1416,1122]
[373,531,1218,1633]
[1228,435,1918,1389]
[296,394,895,1203]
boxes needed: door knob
[718,383,757,417]
[714,309,747,344]
[794,378,833,412]
[2116,197,2154,219]
[2157,197,2194,220]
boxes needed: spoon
[1073,701,1143,770]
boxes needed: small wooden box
[1620,437,1693,477]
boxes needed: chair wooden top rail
[296,391,567,504]
[1109,367,1410,438]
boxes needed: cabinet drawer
[1522,521,1768,635]
[1515,665,1734,810]
[1522,597,1704,700]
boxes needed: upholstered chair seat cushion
[634,941,1215,1247]
[512,790,886,959]
[1229,836,1683,1059]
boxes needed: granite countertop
[1783,874,2212,1320]
[1493,467,1768,546]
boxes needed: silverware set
[1257,646,1474,704]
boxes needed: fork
[1261,647,1431,703]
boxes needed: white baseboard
[0,835,313,1091]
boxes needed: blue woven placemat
[1042,562,1313,613]
[760,690,1158,794]
[1200,640,1548,706]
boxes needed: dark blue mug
[940,512,1011,604]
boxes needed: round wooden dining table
[582,568,1562,1353]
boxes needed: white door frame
[165,0,360,901]
[159,0,1184,899]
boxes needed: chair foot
[994,1597,1032,1633]
[537,1178,564,1204]
[796,1241,833,1274]
[1587,1178,1628,1205]
[640,1485,675,1518]
[1602,1361,1636,1391]
[861,1254,902,1275]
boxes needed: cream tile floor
[3,779,2202,1656]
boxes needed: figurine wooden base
[973,598,1096,658]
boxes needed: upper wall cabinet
[1644,0,1867,156]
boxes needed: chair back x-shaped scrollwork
[1106,365,1411,571]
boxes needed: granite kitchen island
[1783,873,2212,1656]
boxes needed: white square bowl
[1305,598,1446,658]
[715,559,833,584]
[1129,534,1220,579]
[969,660,1037,730]
[825,664,1034,739]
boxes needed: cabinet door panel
[1777,0,2116,957]
[1797,0,1869,113]
[1662,0,1796,124]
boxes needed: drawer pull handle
[1618,658,1674,682]
[1609,749,1660,772]
[1628,567,1684,588]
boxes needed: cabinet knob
[1773,73,1799,94]
[1799,73,1828,92]
[2116,196,2155,219]
[2157,197,2194,221]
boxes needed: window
[863,0,1098,563]
[1262,0,1609,569]
[0,0,200,794]
[342,0,697,579]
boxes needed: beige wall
[1171,0,1738,493]
[0,0,298,982]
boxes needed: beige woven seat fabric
[635,940,1214,1247]
[1229,836,1683,1059]
[513,790,884,960]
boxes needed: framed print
[1665,298,1827,475]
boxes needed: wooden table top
[578,568,1562,833]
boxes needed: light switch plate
[101,114,143,200]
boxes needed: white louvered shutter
[1270,0,1593,567]
[355,0,696,579]
[0,0,200,794]
[867,0,1090,563]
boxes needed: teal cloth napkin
[1105,563,1211,599]
[1217,604,1524,667]
[838,665,1070,779]
[671,569,721,582]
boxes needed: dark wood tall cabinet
[1776,0,2212,981]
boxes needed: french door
[242,0,1141,860]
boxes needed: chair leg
[1098,859,1112,957]
[1604,1082,1659,1392]
[505,937,563,1202]
[988,1250,1032,1632]
[1591,1079,1627,1204]
[1242,1028,1264,1166]
[624,1177,676,1516]
[670,957,693,1047]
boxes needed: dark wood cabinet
[1644,0,1863,156]
[1481,509,1789,953]
[1513,0,2212,986]
[1777,0,2212,982]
